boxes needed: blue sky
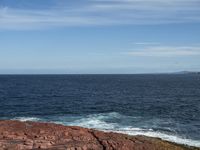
[0,0,200,74]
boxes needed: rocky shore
[0,120,199,150]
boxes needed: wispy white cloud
[126,46,200,57]
[133,42,160,46]
[0,0,200,29]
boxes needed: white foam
[63,112,200,148]
[88,112,122,120]
[67,112,122,129]
[12,117,41,122]
[111,127,200,148]
[68,115,116,129]
[11,113,200,148]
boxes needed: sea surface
[0,74,200,147]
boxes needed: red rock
[0,120,198,150]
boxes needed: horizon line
[0,72,199,75]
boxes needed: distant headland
[171,71,200,74]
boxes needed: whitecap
[11,113,200,148]
[12,117,41,122]
[59,112,200,148]
[108,127,200,148]
[68,115,117,129]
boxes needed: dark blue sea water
[0,74,200,147]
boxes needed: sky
[0,0,200,74]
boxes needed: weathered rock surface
[0,120,199,150]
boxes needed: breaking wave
[12,117,41,122]
[12,112,200,147]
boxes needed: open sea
[0,74,200,147]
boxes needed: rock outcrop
[0,120,199,150]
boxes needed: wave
[114,127,200,148]
[11,112,200,148]
[62,112,200,148]
[68,115,117,129]
[12,117,41,122]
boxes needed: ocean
[0,74,200,147]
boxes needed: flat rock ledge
[0,120,199,150]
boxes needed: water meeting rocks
[0,120,199,150]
